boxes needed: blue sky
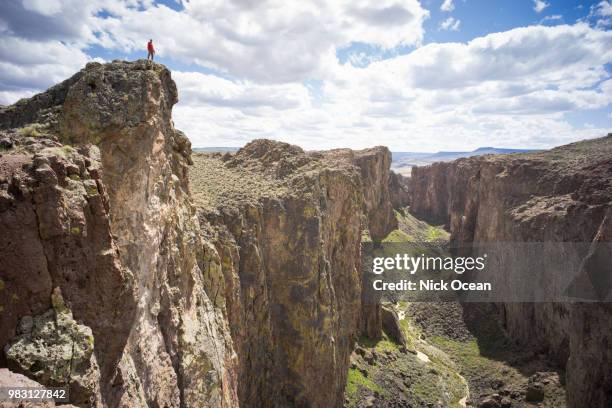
[0,0,611,151]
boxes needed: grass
[382,229,412,243]
[40,145,75,159]
[430,337,486,375]
[19,123,45,138]
[351,305,468,407]
[398,317,418,352]
[393,208,449,243]
[190,153,286,210]
[426,225,448,241]
[428,333,521,391]
[346,368,386,398]
[358,332,401,353]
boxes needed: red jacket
[147,41,155,52]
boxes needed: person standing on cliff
[147,39,155,61]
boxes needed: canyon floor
[346,209,568,408]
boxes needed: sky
[0,0,611,151]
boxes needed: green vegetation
[19,123,45,138]
[361,228,372,243]
[378,209,449,246]
[349,304,468,408]
[382,229,412,242]
[346,368,386,398]
[426,225,447,241]
[358,332,400,353]
[428,315,522,388]
[40,145,76,159]
[357,208,567,407]
[190,153,287,210]
[392,208,449,242]
[430,337,489,377]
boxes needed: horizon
[1,0,611,151]
[192,142,545,152]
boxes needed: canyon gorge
[0,61,610,408]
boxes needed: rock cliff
[1,60,237,407]
[406,135,612,407]
[190,141,396,408]
[388,171,410,209]
[1,61,398,408]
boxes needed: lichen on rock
[4,288,100,407]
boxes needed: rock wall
[388,171,411,209]
[405,135,612,407]
[566,209,612,408]
[190,141,396,408]
[1,61,399,408]
[0,61,237,407]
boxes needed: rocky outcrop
[0,60,237,407]
[566,208,612,408]
[0,368,79,408]
[325,147,398,343]
[190,141,396,408]
[2,61,398,408]
[388,171,410,209]
[0,101,137,407]
[346,147,397,239]
[380,305,407,346]
[5,288,99,406]
[405,134,612,407]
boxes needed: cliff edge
[189,139,396,408]
[0,61,398,408]
[0,60,237,407]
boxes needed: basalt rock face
[190,141,396,408]
[1,60,397,408]
[388,171,411,209]
[406,135,612,407]
[5,288,100,406]
[0,60,237,407]
[566,209,612,408]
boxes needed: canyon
[0,60,610,408]
[0,60,395,408]
[408,137,612,407]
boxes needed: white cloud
[0,0,103,44]
[0,0,428,89]
[439,17,461,31]
[93,0,429,83]
[0,89,36,105]
[173,71,310,111]
[440,0,454,12]
[540,14,563,23]
[589,1,612,28]
[171,23,612,151]
[594,0,612,16]
[1,2,611,152]
[0,36,92,91]
[533,0,550,13]
[22,0,63,16]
